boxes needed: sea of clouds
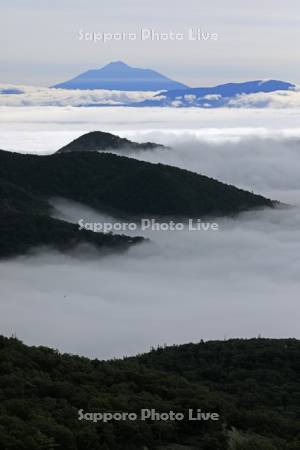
[0,84,160,107]
[1,83,300,108]
[0,107,300,359]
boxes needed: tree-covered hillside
[0,337,299,449]
[0,213,143,259]
[0,176,143,259]
[0,149,274,217]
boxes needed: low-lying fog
[0,107,300,359]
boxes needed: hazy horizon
[1,0,300,86]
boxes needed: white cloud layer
[1,84,300,108]
[1,106,300,155]
[229,88,300,108]
[0,84,159,107]
[0,200,299,359]
[0,107,300,358]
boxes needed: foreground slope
[0,336,299,449]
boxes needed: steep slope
[0,149,274,218]
[52,61,188,91]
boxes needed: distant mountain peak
[56,131,166,154]
[52,61,188,92]
[104,61,130,68]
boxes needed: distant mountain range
[0,62,296,108]
[53,61,188,91]
[138,79,296,107]
[51,60,296,108]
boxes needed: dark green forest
[0,149,274,218]
[0,146,275,258]
[0,213,143,259]
[0,337,299,449]
[0,178,143,258]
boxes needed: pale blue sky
[0,0,299,86]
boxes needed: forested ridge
[0,147,275,258]
[0,149,274,218]
[0,337,299,449]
